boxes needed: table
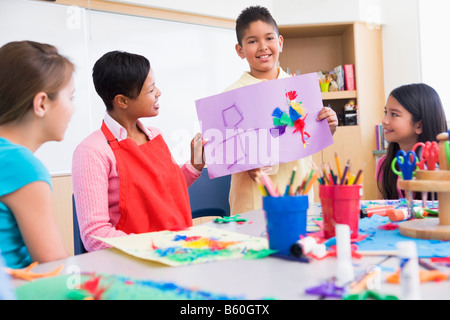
[12,208,450,300]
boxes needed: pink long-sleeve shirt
[72,114,201,251]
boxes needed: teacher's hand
[190,132,207,171]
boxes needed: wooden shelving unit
[279,22,385,200]
[321,90,357,100]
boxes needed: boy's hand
[247,166,273,182]
[190,133,207,171]
[317,107,338,135]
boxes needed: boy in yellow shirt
[226,6,338,215]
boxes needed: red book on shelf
[344,64,355,91]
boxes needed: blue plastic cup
[263,195,309,256]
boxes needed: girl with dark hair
[0,41,74,268]
[376,83,448,199]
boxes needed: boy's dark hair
[235,6,279,45]
[92,50,150,111]
[377,83,448,200]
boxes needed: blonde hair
[0,41,75,125]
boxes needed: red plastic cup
[319,184,362,239]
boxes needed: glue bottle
[290,236,317,257]
[397,241,421,300]
[388,207,425,222]
[388,208,408,222]
[335,224,354,287]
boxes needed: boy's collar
[241,67,289,85]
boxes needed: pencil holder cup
[320,82,330,92]
[263,195,309,256]
[319,185,362,239]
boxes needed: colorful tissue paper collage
[93,225,274,267]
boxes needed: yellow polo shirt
[225,68,313,215]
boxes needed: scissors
[391,150,417,180]
[412,141,439,170]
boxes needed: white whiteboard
[0,0,247,174]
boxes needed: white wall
[418,0,450,118]
[381,0,422,96]
[2,0,447,174]
[106,0,274,20]
[273,0,386,25]
[0,0,247,174]
[106,0,429,109]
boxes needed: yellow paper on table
[93,225,271,267]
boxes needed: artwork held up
[195,73,333,178]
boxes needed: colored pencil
[353,170,363,185]
[302,169,314,193]
[340,160,351,185]
[301,173,319,195]
[286,167,297,195]
[352,163,366,185]
[335,152,343,181]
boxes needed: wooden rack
[397,132,450,240]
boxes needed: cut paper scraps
[15,273,248,300]
[195,73,334,178]
[271,90,310,147]
[355,200,449,258]
[356,214,450,258]
[5,261,63,281]
[93,225,274,267]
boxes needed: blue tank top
[0,138,51,269]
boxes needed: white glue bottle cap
[335,224,354,286]
[290,236,317,257]
[397,241,421,300]
[299,237,317,254]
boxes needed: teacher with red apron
[72,51,206,251]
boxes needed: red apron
[101,121,192,234]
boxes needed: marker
[257,184,268,197]
[360,205,395,218]
[260,175,279,197]
[348,174,356,185]
[255,177,268,196]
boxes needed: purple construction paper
[195,73,334,178]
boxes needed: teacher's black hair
[92,50,150,112]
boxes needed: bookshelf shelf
[322,90,357,100]
[373,150,387,156]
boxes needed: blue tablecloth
[356,200,450,258]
